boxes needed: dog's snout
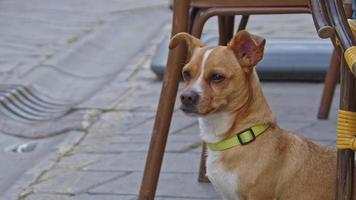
[180,91,199,106]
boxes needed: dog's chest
[206,151,239,200]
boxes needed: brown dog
[170,30,343,200]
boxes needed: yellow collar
[207,124,270,151]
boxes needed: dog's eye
[210,74,225,83]
[182,71,191,81]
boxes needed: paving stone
[277,121,312,132]
[115,81,176,111]
[115,81,184,112]
[272,106,320,123]
[25,193,135,200]
[75,194,135,200]
[297,119,337,142]
[262,82,324,92]
[115,81,162,112]
[83,152,201,173]
[32,168,126,195]
[111,83,159,112]
[313,139,336,148]
[76,116,200,153]
[173,122,200,136]
[81,131,201,148]
[115,86,181,112]
[263,83,338,112]
[23,8,169,100]
[0,132,83,199]
[73,142,150,153]
[129,67,158,83]
[0,109,100,138]
[57,153,108,170]
[25,194,72,200]
[72,122,202,155]
[78,83,131,109]
[83,134,151,146]
[126,110,197,135]
[87,111,155,137]
[0,0,170,139]
[74,140,202,154]
[121,118,154,135]
[118,90,161,112]
[90,172,219,198]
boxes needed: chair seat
[191,0,309,8]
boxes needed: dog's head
[170,31,265,116]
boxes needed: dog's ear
[228,30,265,69]
[169,32,205,63]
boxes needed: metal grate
[0,84,73,123]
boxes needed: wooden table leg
[138,0,190,199]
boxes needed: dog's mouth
[180,104,200,116]
[180,104,219,117]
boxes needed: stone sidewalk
[2,2,341,200]
[0,1,171,198]
[0,0,170,138]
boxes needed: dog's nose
[180,91,199,106]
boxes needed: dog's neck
[198,112,231,143]
[198,71,276,144]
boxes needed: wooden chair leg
[138,1,190,199]
[237,15,250,31]
[318,1,352,120]
[218,15,235,45]
[318,49,340,119]
[189,8,199,33]
[198,143,210,182]
[191,9,206,38]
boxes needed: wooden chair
[315,0,356,199]
[317,0,353,119]
[138,0,341,199]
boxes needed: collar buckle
[236,128,256,145]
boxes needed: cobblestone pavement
[1,1,341,200]
[0,1,170,198]
[0,0,170,138]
